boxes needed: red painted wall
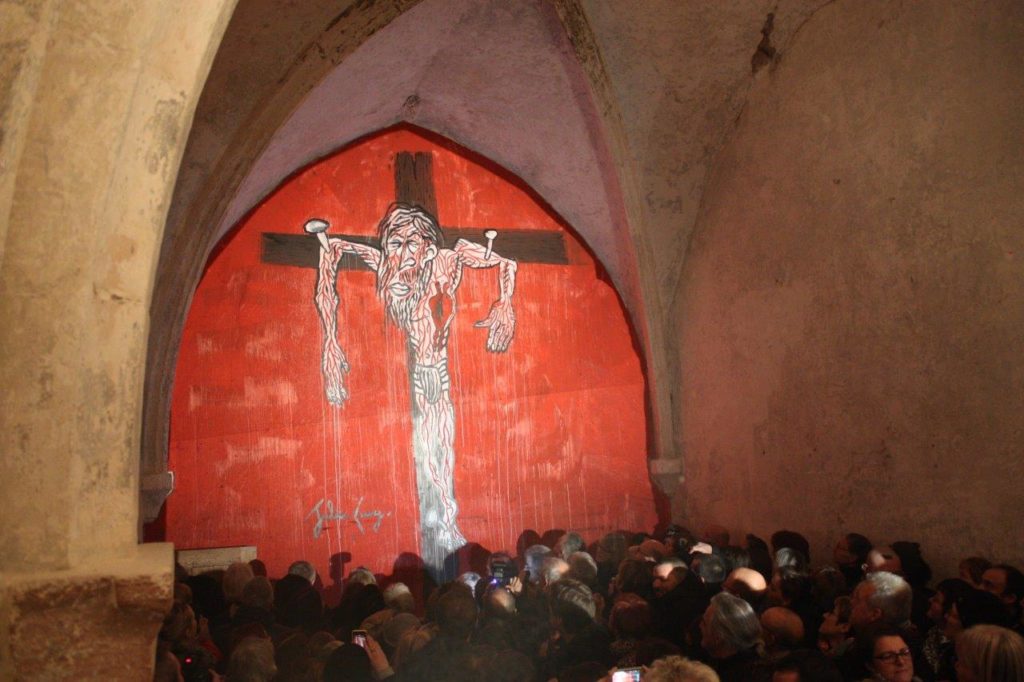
[166,128,655,581]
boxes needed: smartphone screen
[611,668,642,682]
[351,629,367,648]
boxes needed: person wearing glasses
[855,625,920,682]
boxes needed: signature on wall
[307,497,393,539]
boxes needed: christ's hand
[475,299,515,352]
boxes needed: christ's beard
[378,261,431,331]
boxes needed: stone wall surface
[677,0,1024,577]
[0,0,235,677]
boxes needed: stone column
[0,0,235,677]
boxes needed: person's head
[849,572,912,632]
[549,578,597,636]
[955,624,1024,682]
[811,566,847,613]
[288,560,317,585]
[482,583,517,620]
[946,588,1013,638]
[614,558,653,597]
[540,556,570,586]
[864,546,902,575]
[223,562,255,604]
[227,636,277,682]
[724,566,768,608]
[160,602,198,645]
[523,544,551,583]
[596,532,629,566]
[774,547,808,575]
[959,556,993,589]
[719,545,751,573]
[652,557,688,598]
[700,591,763,659]
[818,596,852,650]
[981,564,1024,616]
[347,567,377,587]
[760,607,805,653]
[856,625,914,682]
[241,576,274,611]
[926,578,973,625]
[375,203,443,329]
[643,655,719,682]
[696,553,727,587]
[554,531,585,560]
[566,551,598,590]
[834,532,873,567]
[435,587,478,640]
[768,566,810,609]
[383,582,415,613]
[607,593,651,639]
[771,531,811,565]
[322,642,374,682]
[248,559,267,577]
[890,541,931,588]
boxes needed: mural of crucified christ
[304,203,517,573]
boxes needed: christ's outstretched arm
[305,219,382,405]
[453,237,517,352]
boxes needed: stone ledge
[0,543,173,680]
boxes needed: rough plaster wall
[580,0,832,488]
[678,0,1024,577]
[0,0,236,570]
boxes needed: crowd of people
[155,526,1024,681]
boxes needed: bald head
[760,607,805,650]
[724,567,767,603]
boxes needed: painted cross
[261,152,567,579]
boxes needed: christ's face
[378,223,438,328]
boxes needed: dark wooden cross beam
[261,151,568,269]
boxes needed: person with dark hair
[747,534,775,585]
[322,642,375,682]
[768,567,820,647]
[835,533,873,588]
[651,557,708,649]
[720,545,752,573]
[852,625,919,682]
[607,593,652,667]
[772,531,811,566]
[818,596,852,656]
[959,556,992,590]
[921,578,974,680]
[611,558,655,603]
[946,589,1014,640]
[595,532,629,596]
[981,563,1024,628]
[694,553,728,592]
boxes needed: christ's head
[375,203,443,328]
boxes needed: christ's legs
[412,385,465,574]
